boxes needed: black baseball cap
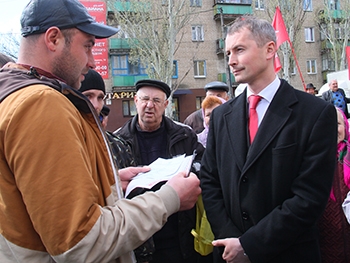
[21,0,119,38]
[204,81,229,92]
[135,79,171,98]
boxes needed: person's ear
[266,41,277,60]
[44,27,64,51]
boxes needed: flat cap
[204,81,229,92]
[135,79,171,98]
[21,0,119,38]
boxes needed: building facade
[88,0,344,132]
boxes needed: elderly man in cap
[0,0,201,262]
[184,81,230,133]
[115,79,205,263]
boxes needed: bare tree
[314,0,350,72]
[0,32,20,61]
[108,0,198,118]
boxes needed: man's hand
[166,171,201,211]
[118,166,150,191]
[212,238,251,263]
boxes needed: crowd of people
[1,1,350,262]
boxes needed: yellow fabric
[191,194,214,256]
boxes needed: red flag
[274,53,282,73]
[272,7,290,48]
[346,46,350,80]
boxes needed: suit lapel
[243,80,298,173]
[223,91,249,172]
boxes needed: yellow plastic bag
[191,194,214,256]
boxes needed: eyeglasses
[138,96,165,106]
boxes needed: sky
[0,0,30,33]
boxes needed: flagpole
[272,6,306,91]
[288,40,306,91]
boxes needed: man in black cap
[115,79,205,263]
[306,83,317,95]
[184,81,230,133]
[0,1,201,262]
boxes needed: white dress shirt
[246,76,280,126]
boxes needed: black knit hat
[21,0,119,38]
[80,69,105,94]
[135,79,171,98]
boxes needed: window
[255,0,264,10]
[303,0,312,11]
[190,0,202,7]
[122,100,136,117]
[111,55,147,76]
[322,54,335,71]
[329,0,340,10]
[172,61,178,79]
[334,24,343,39]
[191,25,204,41]
[172,97,179,121]
[304,28,315,42]
[196,96,205,110]
[322,54,328,71]
[289,59,296,75]
[306,59,317,74]
[280,0,292,11]
[194,60,206,78]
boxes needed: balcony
[109,38,140,54]
[319,9,346,20]
[112,75,148,88]
[216,39,225,54]
[213,0,252,20]
[110,38,130,50]
[111,1,151,13]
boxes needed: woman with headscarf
[318,107,350,262]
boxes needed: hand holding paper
[125,153,197,198]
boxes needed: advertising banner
[81,1,109,79]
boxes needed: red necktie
[249,95,261,143]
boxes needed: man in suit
[321,79,350,118]
[200,16,337,263]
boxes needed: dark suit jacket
[321,88,350,118]
[201,80,337,263]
